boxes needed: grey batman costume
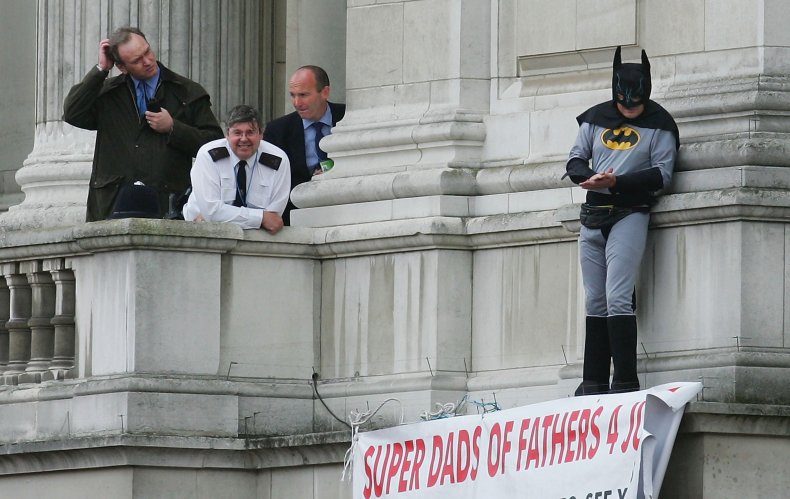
[565,47,679,396]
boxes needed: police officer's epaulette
[258,152,282,170]
[208,147,230,162]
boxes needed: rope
[342,398,404,482]
[419,395,468,421]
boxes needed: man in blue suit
[264,65,345,225]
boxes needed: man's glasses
[228,128,261,139]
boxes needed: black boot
[608,315,640,393]
[574,316,610,396]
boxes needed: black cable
[311,372,352,430]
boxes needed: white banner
[352,382,701,499]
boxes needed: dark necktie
[312,122,328,162]
[233,160,247,207]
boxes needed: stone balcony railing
[0,219,326,443]
[1,258,74,384]
[0,219,323,384]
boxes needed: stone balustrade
[0,259,74,384]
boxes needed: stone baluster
[47,260,76,379]
[22,262,56,383]
[2,263,32,383]
[0,277,9,373]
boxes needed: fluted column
[1,0,271,230]
[48,261,76,378]
[2,264,32,383]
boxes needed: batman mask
[612,46,651,109]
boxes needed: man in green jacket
[64,26,223,221]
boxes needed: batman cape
[576,100,680,151]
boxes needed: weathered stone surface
[0,0,789,497]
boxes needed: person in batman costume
[564,46,679,395]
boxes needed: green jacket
[63,63,223,221]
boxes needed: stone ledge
[680,402,790,436]
[0,374,315,404]
[0,401,785,478]
[0,432,351,475]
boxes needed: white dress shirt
[183,138,291,229]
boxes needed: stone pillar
[22,263,56,383]
[0,277,9,373]
[0,0,35,212]
[290,0,491,226]
[48,261,76,378]
[0,0,271,231]
[2,264,32,382]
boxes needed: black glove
[562,157,595,184]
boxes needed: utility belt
[579,203,649,230]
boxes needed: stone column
[48,261,76,378]
[2,264,32,382]
[0,0,271,231]
[290,0,492,226]
[0,277,9,373]
[0,1,35,212]
[22,263,56,383]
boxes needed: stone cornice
[0,433,350,474]
[0,374,315,405]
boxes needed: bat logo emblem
[601,127,640,150]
